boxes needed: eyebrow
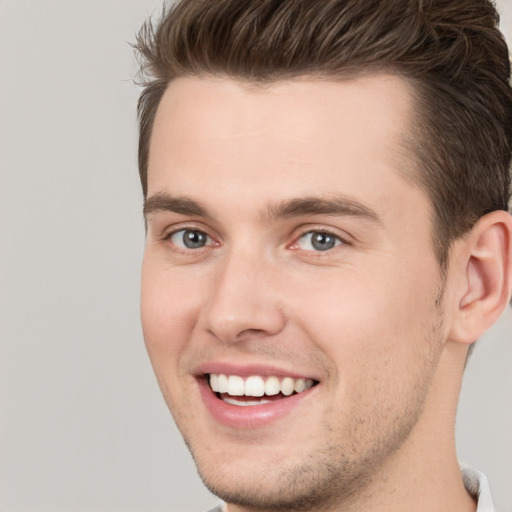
[265,196,382,225]
[143,192,382,225]
[144,193,210,218]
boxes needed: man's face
[141,76,449,510]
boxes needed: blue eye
[296,231,342,251]
[170,229,211,249]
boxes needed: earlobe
[449,210,512,345]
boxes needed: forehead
[147,75,422,218]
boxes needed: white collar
[461,466,495,512]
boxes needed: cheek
[140,255,200,370]
[287,269,442,447]
[286,260,441,385]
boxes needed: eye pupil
[311,232,336,251]
[183,230,207,249]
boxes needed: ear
[448,210,512,345]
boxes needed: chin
[188,436,373,512]
[199,466,329,512]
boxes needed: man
[135,1,512,511]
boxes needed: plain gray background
[0,1,511,511]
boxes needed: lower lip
[198,378,317,429]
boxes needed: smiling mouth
[207,374,318,406]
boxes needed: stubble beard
[191,397,434,512]
[181,287,447,512]
[194,440,392,512]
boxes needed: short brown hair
[134,0,512,267]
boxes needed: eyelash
[164,227,217,253]
[163,226,348,255]
[289,228,347,253]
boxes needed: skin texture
[141,75,511,512]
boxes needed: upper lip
[194,361,320,382]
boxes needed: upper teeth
[209,374,315,397]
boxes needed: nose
[201,250,286,344]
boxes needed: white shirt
[461,466,495,512]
